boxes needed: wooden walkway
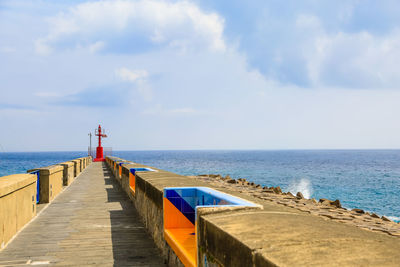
[0,162,165,267]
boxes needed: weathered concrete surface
[199,210,400,267]
[0,162,165,266]
[0,174,36,249]
[196,175,400,237]
[70,159,81,177]
[58,161,74,186]
[27,165,63,204]
[107,157,400,267]
[120,163,138,195]
[107,160,187,267]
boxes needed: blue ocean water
[0,151,86,176]
[1,150,399,221]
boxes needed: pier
[1,156,400,266]
[0,162,164,266]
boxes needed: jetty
[1,156,400,266]
[0,161,164,266]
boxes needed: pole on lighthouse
[88,132,92,157]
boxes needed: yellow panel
[165,228,196,267]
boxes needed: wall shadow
[102,163,165,267]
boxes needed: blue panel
[166,189,180,198]
[130,167,155,175]
[181,188,196,197]
[169,197,182,211]
[29,170,40,204]
[182,211,195,224]
[135,168,150,171]
[165,189,196,224]
[164,187,259,225]
[182,196,196,210]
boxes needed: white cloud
[34,91,66,98]
[34,39,52,55]
[36,0,226,54]
[115,67,152,100]
[306,29,400,88]
[142,105,198,115]
[88,41,105,53]
[0,46,16,53]
[169,107,196,114]
[292,14,400,89]
[115,68,148,82]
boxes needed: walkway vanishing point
[0,162,165,266]
[2,157,400,267]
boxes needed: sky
[2,0,400,151]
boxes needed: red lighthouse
[94,125,107,162]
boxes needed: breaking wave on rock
[287,178,313,199]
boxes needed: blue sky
[1,0,400,151]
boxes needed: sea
[1,150,399,222]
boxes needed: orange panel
[119,165,122,177]
[164,228,196,267]
[164,198,194,229]
[129,172,135,193]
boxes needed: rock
[262,189,274,193]
[331,199,342,208]
[209,174,220,178]
[221,175,231,181]
[371,213,380,218]
[286,192,295,198]
[250,182,255,186]
[227,179,237,184]
[319,198,341,208]
[311,198,318,204]
[263,186,268,190]
[319,198,330,205]
[255,184,261,188]
[352,208,365,214]
[273,186,282,194]
[381,216,391,222]
[296,192,304,199]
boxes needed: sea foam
[387,216,400,223]
[288,178,313,199]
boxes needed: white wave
[387,216,400,222]
[287,178,313,199]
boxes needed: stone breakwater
[190,174,400,237]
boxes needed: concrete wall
[71,159,81,177]
[0,174,36,249]
[78,159,83,172]
[28,165,64,204]
[106,156,400,267]
[1,156,90,251]
[80,158,85,170]
[59,161,75,186]
[107,157,229,266]
[120,163,137,196]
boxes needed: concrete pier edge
[0,156,92,250]
[2,155,400,266]
[107,156,400,267]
